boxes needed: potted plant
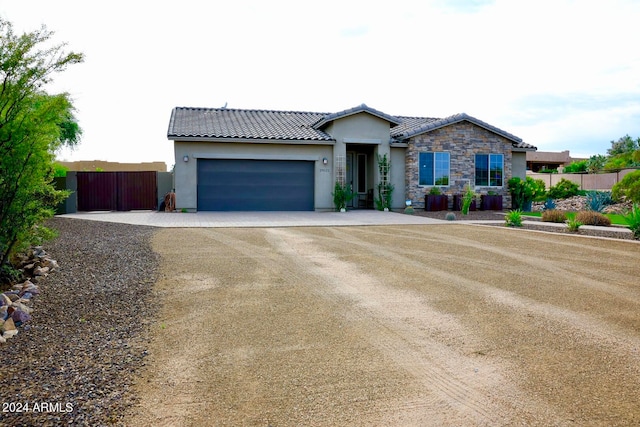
[332,182,356,212]
[480,190,503,211]
[425,187,448,211]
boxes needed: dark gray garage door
[197,159,315,211]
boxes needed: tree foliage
[612,170,640,203]
[607,135,639,157]
[0,18,83,270]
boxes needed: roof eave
[168,136,336,145]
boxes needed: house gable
[405,120,520,209]
[398,112,536,151]
[312,104,402,131]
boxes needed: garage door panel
[197,159,314,211]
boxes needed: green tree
[0,18,83,271]
[587,154,606,173]
[563,160,588,173]
[612,170,640,203]
[607,135,639,157]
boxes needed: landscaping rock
[0,246,58,345]
[0,218,159,426]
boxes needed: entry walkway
[57,210,447,228]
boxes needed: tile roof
[167,107,333,141]
[398,113,535,149]
[168,106,536,150]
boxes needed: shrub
[548,178,580,200]
[623,204,640,240]
[504,210,523,227]
[612,170,640,203]
[575,211,611,226]
[541,209,567,223]
[566,218,583,232]
[461,185,475,215]
[508,177,546,210]
[428,187,442,195]
[563,160,588,173]
[445,212,456,221]
[585,191,613,212]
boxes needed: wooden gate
[77,171,158,211]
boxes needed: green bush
[563,160,588,173]
[508,176,546,210]
[575,211,611,226]
[623,204,640,239]
[541,209,567,223]
[548,178,580,200]
[504,210,523,227]
[612,170,640,203]
[566,218,583,232]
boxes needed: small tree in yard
[0,18,83,280]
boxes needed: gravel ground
[1,212,637,426]
[128,224,640,426]
[0,218,159,426]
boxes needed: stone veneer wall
[405,122,513,210]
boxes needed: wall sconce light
[183,155,189,162]
[322,157,328,165]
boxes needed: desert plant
[541,209,567,223]
[548,178,580,200]
[612,170,640,203]
[542,197,556,211]
[575,211,611,226]
[461,185,475,215]
[566,218,583,232]
[585,191,613,212]
[505,210,523,227]
[623,203,640,239]
[445,212,456,221]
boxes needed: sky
[2,0,639,170]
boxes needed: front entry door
[346,151,368,208]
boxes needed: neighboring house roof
[526,150,572,163]
[168,105,536,150]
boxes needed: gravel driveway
[128,223,640,426]
[2,219,640,426]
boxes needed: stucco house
[167,104,536,211]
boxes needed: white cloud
[2,0,639,168]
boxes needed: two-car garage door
[197,159,315,211]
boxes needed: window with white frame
[475,154,503,186]
[419,152,450,186]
